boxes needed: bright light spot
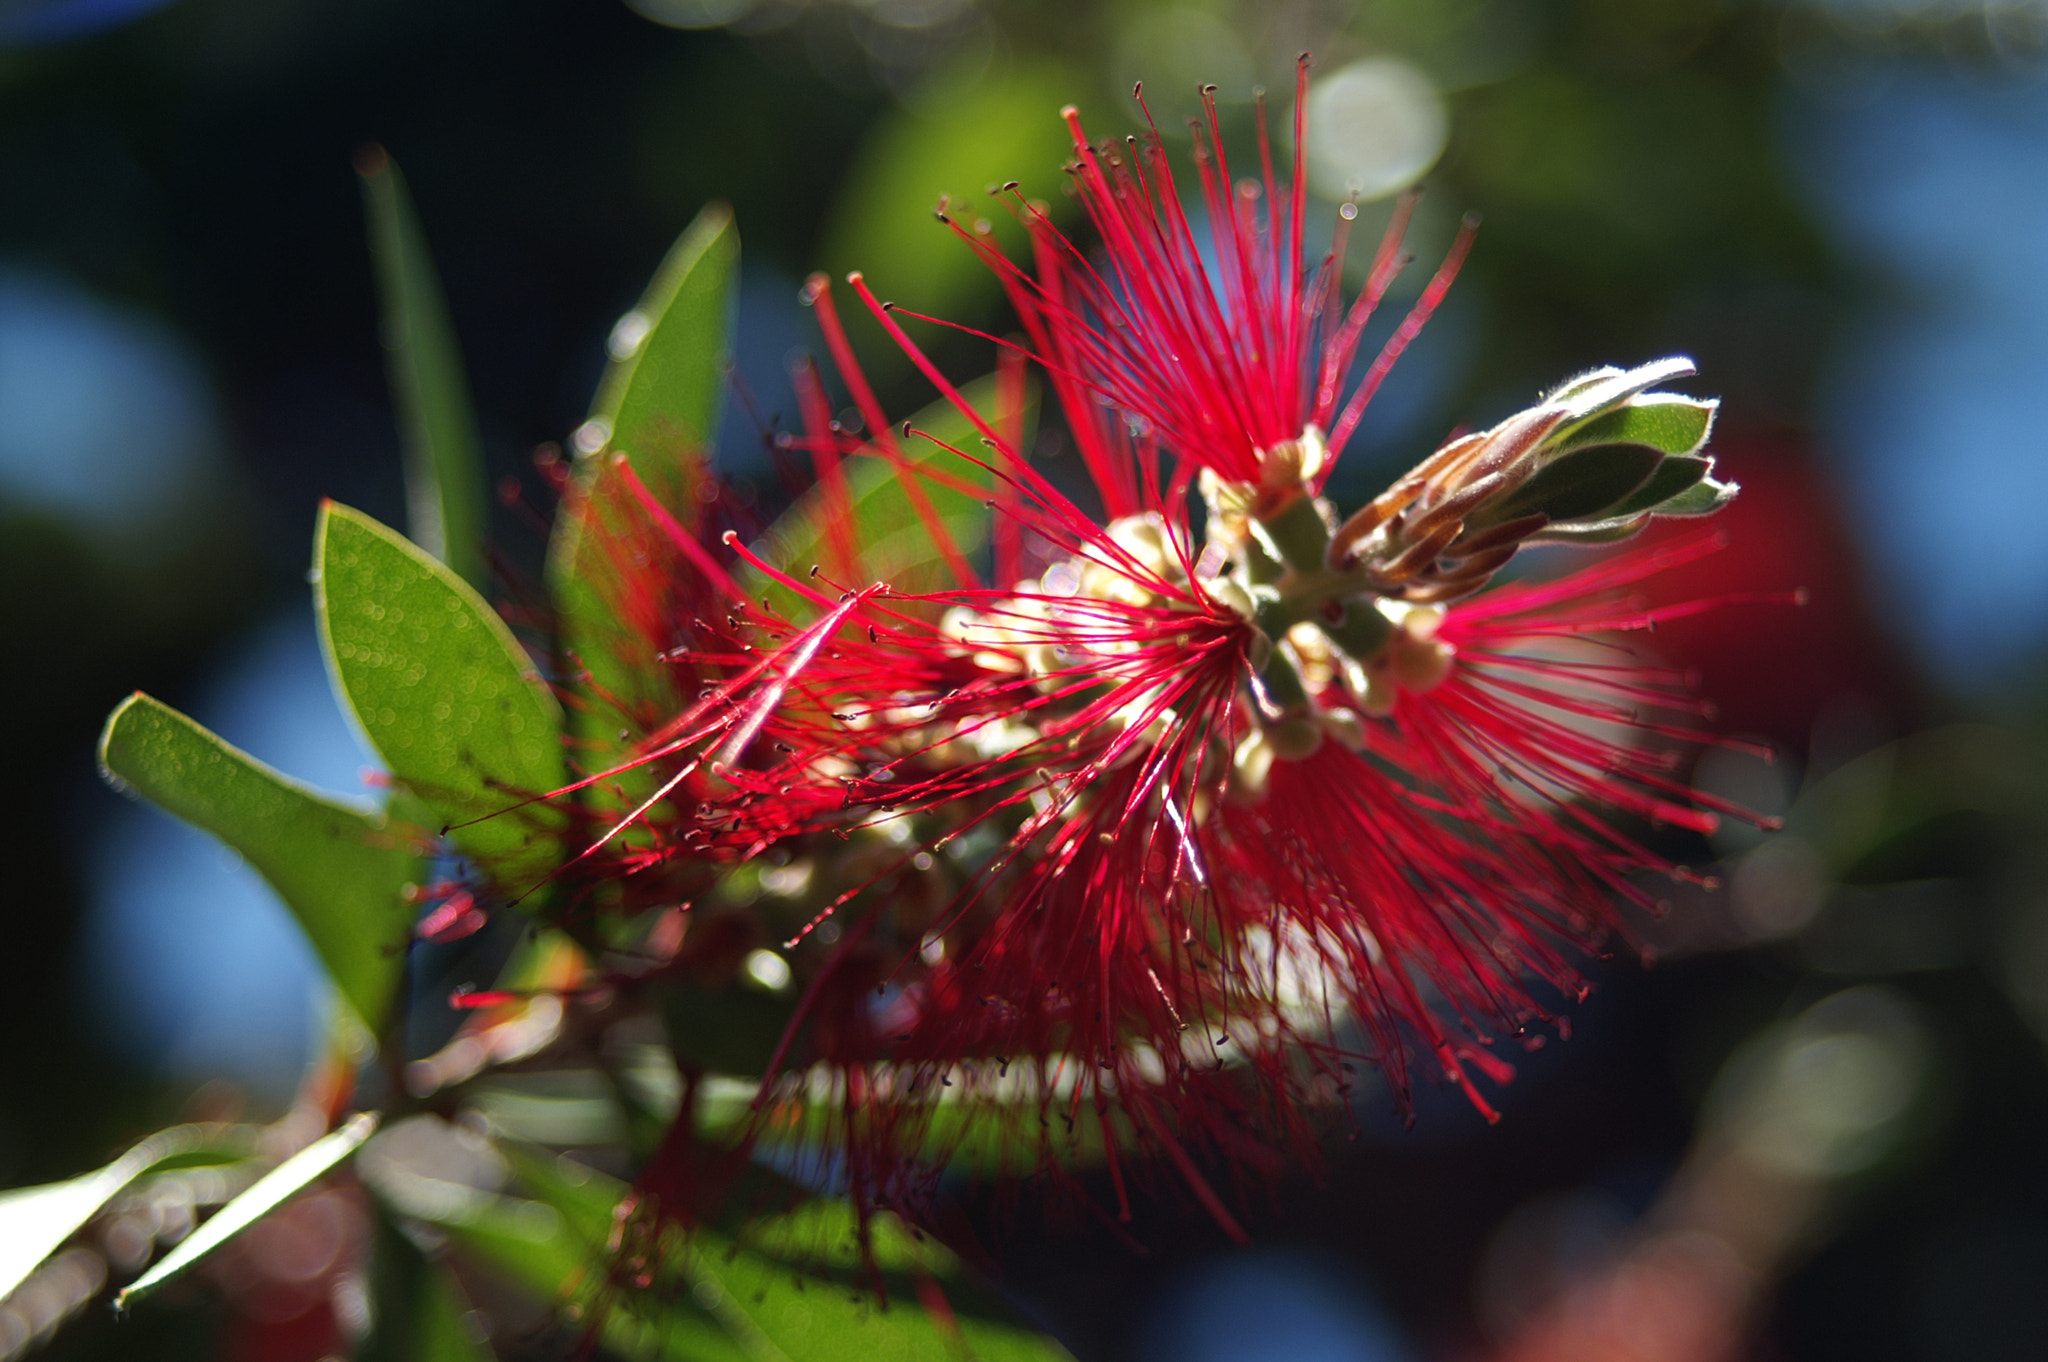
[571,416,611,457]
[744,949,792,992]
[1305,58,1449,202]
[759,861,813,896]
[606,309,651,361]
[1041,562,1081,597]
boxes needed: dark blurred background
[6,0,2048,1359]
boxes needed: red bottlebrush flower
[896,62,1472,505]
[553,59,1774,1242]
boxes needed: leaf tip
[97,692,148,787]
[352,142,389,180]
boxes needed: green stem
[1256,645,1312,716]
[1252,492,1332,575]
[1322,598,1394,660]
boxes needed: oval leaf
[1657,473,1740,516]
[1554,392,1718,458]
[1597,452,1711,519]
[547,205,737,761]
[315,502,565,888]
[99,692,420,1028]
[358,146,490,592]
[1486,443,1665,526]
[589,202,737,499]
[117,1113,380,1310]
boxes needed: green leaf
[315,501,565,889]
[740,374,1020,620]
[98,692,419,1028]
[1553,392,1717,458]
[818,60,1075,335]
[1657,473,1740,516]
[690,1077,1117,1178]
[497,1149,1075,1362]
[1486,443,1664,526]
[546,204,737,767]
[1523,513,1654,546]
[0,1125,252,1303]
[700,1200,1075,1362]
[1599,452,1710,518]
[358,146,490,593]
[360,1210,495,1362]
[399,1150,747,1362]
[1551,356,1698,422]
[589,203,738,498]
[118,1114,380,1310]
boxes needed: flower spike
[538,64,1773,1250]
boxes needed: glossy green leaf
[1486,443,1664,526]
[1657,473,1740,516]
[1600,452,1711,518]
[740,375,1019,620]
[499,1148,1075,1362]
[99,692,419,1028]
[315,501,565,889]
[546,205,736,767]
[359,146,489,592]
[0,1124,251,1304]
[118,1114,380,1309]
[1554,392,1717,458]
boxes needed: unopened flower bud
[1231,728,1276,804]
[1317,706,1369,752]
[1264,713,1324,761]
[1327,358,1736,605]
[1205,575,1258,624]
